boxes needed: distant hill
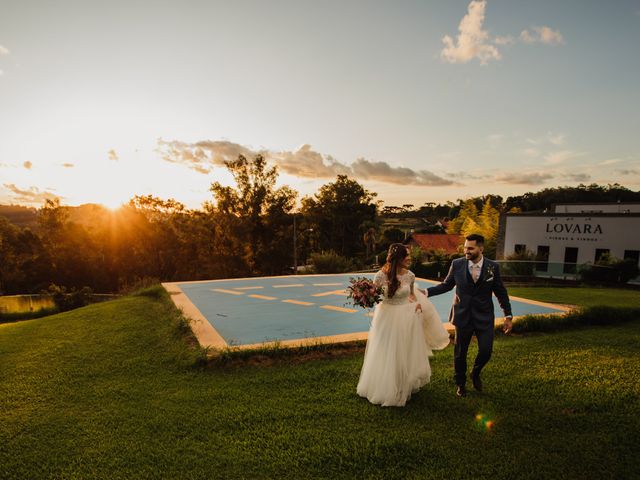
[0,205,38,229]
[0,203,113,230]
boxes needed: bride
[357,243,450,407]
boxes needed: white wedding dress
[356,270,450,407]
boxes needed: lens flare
[475,413,495,431]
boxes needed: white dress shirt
[468,256,484,282]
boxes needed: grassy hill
[1,288,638,479]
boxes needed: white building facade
[497,203,640,277]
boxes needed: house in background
[404,233,463,256]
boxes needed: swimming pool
[163,273,568,349]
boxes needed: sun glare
[100,197,128,210]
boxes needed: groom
[423,234,512,397]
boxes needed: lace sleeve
[373,270,386,288]
[409,271,415,294]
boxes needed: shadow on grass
[0,307,59,324]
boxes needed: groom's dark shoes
[471,372,483,392]
[456,385,467,397]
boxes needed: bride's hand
[415,303,422,313]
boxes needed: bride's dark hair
[382,243,409,298]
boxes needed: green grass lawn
[509,286,640,308]
[1,289,639,479]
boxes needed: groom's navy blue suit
[427,257,512,387]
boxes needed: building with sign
[497,203,640,277]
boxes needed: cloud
[547,132,566,146]
[494,172,554,185]
[23,161,32,170]
[107,149,119,161]
[524,132,565,144]
[158,139,455,186]
[272,144,352,178]
[519,30,535,44]
[3,183,62,205]
[62,163,75,168]
[617,169,639,175]
[441,0,501,65]
[561,173,591,182]
[523,148,540,158]
[440,4,564,66]
[520,26,564,45]
[536,26,565,45]
[494,35,514,46]
[158,139,253,174]
[445,171,490,181]
[599,158,622,166]
[350,158,455,186]
[544,150,585,165]
[0,45,9,55]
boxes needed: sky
[1,0,639,209]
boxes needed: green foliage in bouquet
[346,276,383,309]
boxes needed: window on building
[563,247,578,274]
[595,249,610,263]
[624,250,640,265]
[514,244,527,255]
[535,245,550,272]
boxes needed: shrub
[580,256,640,284]
[508,306,640,333]
[411,249,459,280]
[132,284,167,300]
[46,284,93,312]
[118,276,162,295]
[309,250,354,273]
[501,250,536,276]
[412,262,445,280]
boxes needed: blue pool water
[177,274,564,346]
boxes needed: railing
[495,260,639,283]
[0,293,119,314]
[0,294,55,314]
[414,260,639,284]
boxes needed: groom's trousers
[453,324,494,386]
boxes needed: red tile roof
[405,233,463,254]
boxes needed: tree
[504,183,640,212]
[363,227,377,258]
[380,228,405,251]
[476,197,500,257]
[300,175,377,258]
[447,197,501,257]
[123,195,188,281]
[209,154,298,276]
[446,200,479,235]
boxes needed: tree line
[1,153,638,295]
[0,155,377,294]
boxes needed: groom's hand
[418,288,427,297]
[503,316,513,334]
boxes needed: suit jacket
[426,257,512,330]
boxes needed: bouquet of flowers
[346,276,383,309]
